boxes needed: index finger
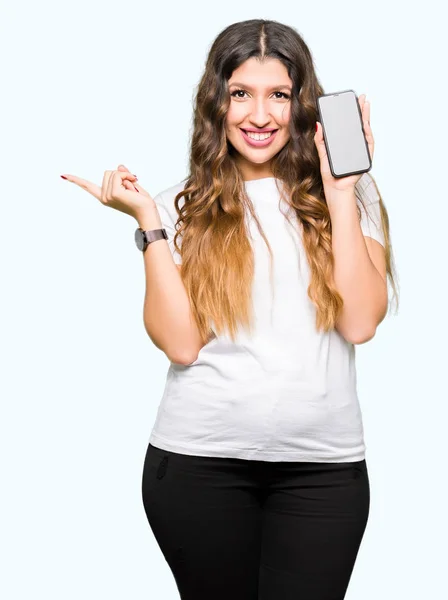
[61,174,102,201]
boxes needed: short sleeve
[153,190,183,265]
[357,173,386,248]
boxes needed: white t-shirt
[148,173,385,462]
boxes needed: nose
[249,97,271,128]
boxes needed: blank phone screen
[318,91,370,177]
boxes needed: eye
[230,88,290,100]
[274,91,290,100]
[230,89,248,98]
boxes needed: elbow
[335,320,377,345]
[168,351,198,366]
[166,339,201,365]
[166,330,209,366]
[165,342,199,365]
[144,321,198,365]
[346,326,377,345]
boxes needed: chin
[237,146,285,165]
[228,136,289,164]
[241,152,274,164]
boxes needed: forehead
[228,57,291,88]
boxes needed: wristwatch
[134,227,168,252]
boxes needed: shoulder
[355,172,385,247]
[152,178,188,225]
[356,172,380,205]
[154,178,188,208]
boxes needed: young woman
[62,18,398,600]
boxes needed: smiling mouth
[240,128,278,135]
[239,128,279,146]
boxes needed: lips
[240,128,278,134]
[240,128,279,148]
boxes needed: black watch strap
[144,228,168,244]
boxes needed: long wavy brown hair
[171,19,399,344]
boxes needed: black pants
[141,442,370,600]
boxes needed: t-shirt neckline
[244,176,277,184]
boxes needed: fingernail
[61,175,68,180]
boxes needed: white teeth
[245,130,274,140]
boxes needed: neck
[235,155,273,182]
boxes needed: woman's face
[225,57,292,180]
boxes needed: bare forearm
[327,190,387,343]
[136,207,201,364]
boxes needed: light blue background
[1,0,447,598]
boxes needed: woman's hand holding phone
[314,93,374,194]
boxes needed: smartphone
[317,89,371,178]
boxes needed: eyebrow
[228,82,292,91]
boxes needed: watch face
[134,228,145,251]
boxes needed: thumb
[122,179,139,192]
[118,164,139,191]
[314,121,327,162]
[117,164,150,197]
